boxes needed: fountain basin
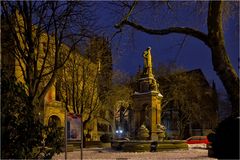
[111,140,188,152]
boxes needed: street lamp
[116,129,123,138]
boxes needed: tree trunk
[82,122,88,147]
[207,1,239,116]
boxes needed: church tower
[130,47,163,140]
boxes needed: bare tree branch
[174,35,188,63]
[115,20,210,47]
[115,1,138,27]
[114,0,239,115]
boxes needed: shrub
[1,75,43,159]
[1,74,64,159]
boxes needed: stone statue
[156,124,166,141]
[137,124,149,140]
[143,47,153,76]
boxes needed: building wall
[44,101,65,127]
[2,13,111,141]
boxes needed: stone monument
[130,47,164,140]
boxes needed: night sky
[94,2,239,92]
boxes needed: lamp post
[80,114,83,160]
[64,102,67,159]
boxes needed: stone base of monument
[111,140,188,152]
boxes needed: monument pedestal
[129,47,164,140]
[131,88,163,140]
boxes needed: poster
[67,113,81,140]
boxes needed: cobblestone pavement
[53,148,217,160]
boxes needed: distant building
[217,92,232,121]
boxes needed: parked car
[186,136,210,144]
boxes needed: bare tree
[58,51,102,128]
[156,65,218,139]
[85,36,113,102]
[106,82,133,135]
[114,0,239,116]
[57,36,113,141]
[1,1,94,111]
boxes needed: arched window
[48,115,61,127]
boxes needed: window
[48,115,61,127]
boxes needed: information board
[67,113,81,140]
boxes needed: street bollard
[150,141,158,152]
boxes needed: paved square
[53,148,216,159]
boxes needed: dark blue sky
[95,2,239,92]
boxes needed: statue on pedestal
[130,47,163,140]
[142,47,153,76]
